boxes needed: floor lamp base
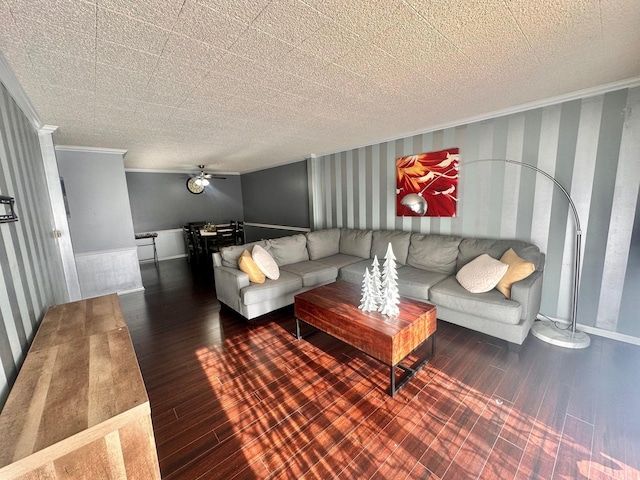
[531,319,590,349]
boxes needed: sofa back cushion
[306,229,340,260]
[457,238,544,272]
[267,234,309,266]
[371,230,411,265]
[407,234,462,275]
[340,229,372,259]
[220,240,268,268]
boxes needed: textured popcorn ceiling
[1,0,639,173]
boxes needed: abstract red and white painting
[396,148,459,217]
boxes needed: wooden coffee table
[294,281,437,397]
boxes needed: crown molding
[124,168,240,175]
[55,145,128,156]
[38,125,58,135]
[0,51,43,130]
[310,76,640,159]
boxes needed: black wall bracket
[0,195,18,223]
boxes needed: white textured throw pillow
[456,254,508,293]
[252,245,280,280]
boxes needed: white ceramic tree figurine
[359,268,379,312]
[370,255,383,306]
[379,243,400,316]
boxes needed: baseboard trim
[118,287,145,295]
[536,315,640,346]
[159,254,188,261]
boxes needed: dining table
[198,229,217,258]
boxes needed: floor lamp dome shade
[400,193,428,215]
[465,159,590,349]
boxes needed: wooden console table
[294,281,437,397]
[0,294,161,479]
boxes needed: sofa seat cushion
[317,253,364,270]
[241,270,302,306]
[429,277,522,325]
[338,258,377,285]
[396,266,449,300]
[281,261,338,287]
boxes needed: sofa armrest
[213,265,250,311]
[511,270,544,323]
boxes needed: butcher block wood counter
[0,294,161,480]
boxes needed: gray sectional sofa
[212,229,545,348]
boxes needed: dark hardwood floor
[119,258,640,480]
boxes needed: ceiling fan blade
[193,165,225,179]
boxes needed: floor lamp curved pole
[465,159,590,349]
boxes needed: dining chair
[188,225,206,263]
[182,226,202,263]
[214,224,236,251]
[233,221,245,245]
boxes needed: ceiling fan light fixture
[186,165,223,193]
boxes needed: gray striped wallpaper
[0,82,65,408]
[311,86,640,341]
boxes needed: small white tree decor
[359,248,400,316]
[358,268,379,312]
[370,255,384,307]
[378,243,400,316]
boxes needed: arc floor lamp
[401,157,590,349]
[471,159,590,349]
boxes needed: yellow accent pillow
[238,250,265,284]
[497,248,535,298]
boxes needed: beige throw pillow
[252,245,280,280]
[238,250,265,284]
[456,254,508,293]
[496,248,535,298]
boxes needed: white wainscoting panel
[75,247,143,298]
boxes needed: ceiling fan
[186,165,226,194]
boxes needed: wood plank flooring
[119,259,640,480]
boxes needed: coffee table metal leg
[295,318,301,340]
[389,334,436,397]
[390,365,397,397]
[294,318,319,340]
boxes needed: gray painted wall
[312,86,640,340]
[57,150,137,253]
[0,82,66,409]
[241,161,310,227]
[125,172,244,232]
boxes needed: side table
[135,232,158,265]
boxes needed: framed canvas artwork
[396,148,459,217]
